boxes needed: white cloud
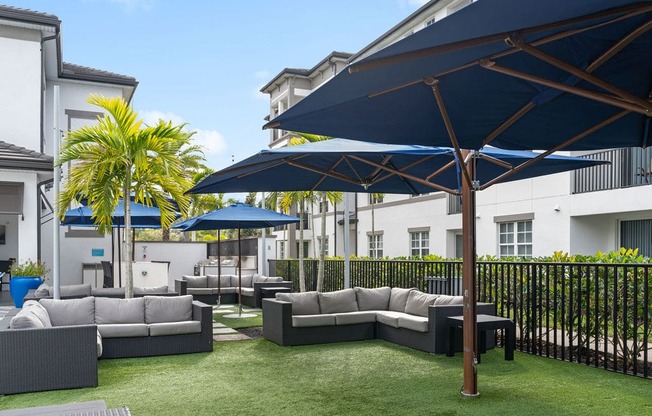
[138,110,228,156]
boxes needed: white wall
[0,26,42,151]
[133,241,207,287]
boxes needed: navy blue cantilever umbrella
[261,0,651,396]
[173,203,300,313]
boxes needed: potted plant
[9,259,49,307]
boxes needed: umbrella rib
[480,60,650,115]
[350,3,652,74]
[372,155,439,186]
[348,154,457,194]
[427,80,474,188]
[285,159,367,188]
[426,159,458,181]
[478,153,513,170]
[509,33,652,112]
[479,110,628,190]
[342,157,366,183]
[311,156,347,191]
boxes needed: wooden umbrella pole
[217,230,221,307]
[238,227,242,315]
[461,149,479,397]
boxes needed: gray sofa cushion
[149,321,201,336]
[92,287,125,297]
[404,291,440,317]
[212,287,237,295]
[98,323,149,338]
[334,311,377,325]
[354,286,391,311]
[230,274,253,288]
[9,309,45,329]
[40,297,95,326]
[144,295,193,324]
[253,275,268,283]
[95,297,145,324]
[22,300,52,327]
[375,310,406,328]
[97,330,103,357]
[134,285,169,296]
[319,289,358,314]
[184,275,207,288]
[398,315,429,332]
[434,295,464,306]
[35,283,50,297]
[276,291,320,315]
[240,287,254,297]
[187,288,214,295]
[60,284,92,298]
[292,314,336,327]
[388,288,415,312]
[207,274,231,288]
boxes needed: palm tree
[57,94,193,298]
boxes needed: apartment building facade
[262,0,652,260]
[0,5,137,284]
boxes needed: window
[319,201,329,213]
[279,241,285,260]
[296,241,310,258]
[318,236,329,256]
[369,234,384,259]
[620,219,652,257]
[425,16,437,26]
[498,221,532,258]
[368,194,384,204]
[410,231,430,257]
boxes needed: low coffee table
[446,314,515,363]
[260,286,292,299]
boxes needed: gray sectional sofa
[175,274,293,308]
[262,287,496,354]
[23,283,177,303]
[0,295,213,395]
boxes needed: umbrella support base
[222,313,257,319]
[460,390,480,398]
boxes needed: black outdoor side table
[260,286,292,299]
[446,314,515,363]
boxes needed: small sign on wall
[91,248,104,257]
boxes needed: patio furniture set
[0,294,212,395]
[175,274,293,308]
[22,283,177,303]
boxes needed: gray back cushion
[434,295,464,306]
[40,297,95,326]
[267,276,283,283]
[276,291,320,315]
[254,275,269,283]
[22,300,52,327]
[319,289,359,314]
[388,288,415,312]
[354,286,391,311]
[60,284,92,298]
[95,297,145,324]
[134,285,169,295]
[207,274,231,288]
[230,274,253,287]
[405,291,440,317]
[184,275,207,288]
[34,283,50,297]
[10,309,45,329]
[144,295,193,323]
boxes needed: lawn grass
[1,339,650,415]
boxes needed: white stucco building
[262,0,652,260]
[0,5,138,288]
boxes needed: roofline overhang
[260,51,353,93]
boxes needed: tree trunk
[124,177,134,299]
[162,227,170,241]
[311,201,317,258]
[298,198,306,292]
[317,195,327,292]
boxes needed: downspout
[40,30,60,153]
[354,193,358,256]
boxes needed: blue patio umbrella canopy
[173,203,299,312]
[189,139,609,196]
[265,0,652,152]
[61,200,170,228]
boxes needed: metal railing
[573,147,652,193]
[270,259,652,379]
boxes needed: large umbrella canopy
[265,0,652,152]
[173,203,300,313]
[189,139,608,196]
[61,200,170,228]
[261,0,651,396]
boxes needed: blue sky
[12,0,427,172]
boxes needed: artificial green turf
[213,310,262,329]
[1,340,650,415]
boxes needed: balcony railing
[573,147,652,193]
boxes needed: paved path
[212,304,261,342]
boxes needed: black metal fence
[270,259,652,379]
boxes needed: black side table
[446,314,515,363]
[260,286,292,299]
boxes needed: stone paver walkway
[212,304,262,342]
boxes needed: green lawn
[213,308,262,329]
[1,339,650,415]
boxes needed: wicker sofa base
[262,298,496,354]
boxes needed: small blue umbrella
[173,203,300,312]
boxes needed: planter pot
[10,276,42,308]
